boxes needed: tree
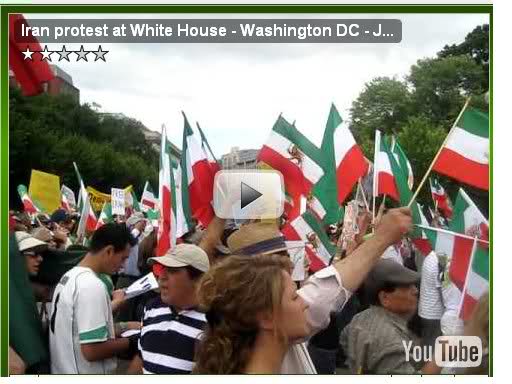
[408,55,486,127]
[9,87,159,210]
[438,24,489,89]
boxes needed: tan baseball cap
[149,243,210,273]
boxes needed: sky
[29,13,489,157]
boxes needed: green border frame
[0,3,493,377]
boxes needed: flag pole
[407,97,471,208]
[358,178,370,212]
[372,130,380,226]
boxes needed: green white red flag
[430,177,453,219]
[17,184,41,214]
[156,125,177,256]
[73,162,88,212]
[197,122,221,175]
[281,211,336,272]
[180,113,215,229]
[373,131,399,201]
[258,115,324,201]
[420,226,488,294]
[96,202,113,230]
[322,104,368,207]
[458,240,489,320]
[140,181,157,211]
[449,188,489,241]
[76,193,97,237]
[390,136,414,190]
[60,184,76,212]
[433,107,489,190]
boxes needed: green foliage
[350,76,412,156]
[408,55,486,126]
[9,87,159,210]
[349,24,489,212]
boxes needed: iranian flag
[412,206,433,256]
[171,160,192,237]
[429,178,453,219]
[258,115,324,199]
[17,184,41,214]
[129,190,141,212]
[9,14,54,96]
[421,226,488,293]
[459,241,489,320]
[450,188,489,241]
[140,181,157,211]
[156,125,177,256]
[433,107,489,190]
[73,162,88,211]
[61,184,76,212]
[181,113,215,229]
[281,211,336,272]
[322,104,368,206]
[373,131,399,201]
[390,136,414,190]
[197,123,221,175]
[77,193,97,236]
[96,202,113,230]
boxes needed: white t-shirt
[49,266,116,374]
[418,252,444,320]
[440,282,464,336]
[381,245,403,266]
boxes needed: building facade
[221,147,259,169]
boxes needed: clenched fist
[374,207,412,246]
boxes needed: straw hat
[227,222,300,256]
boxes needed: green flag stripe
[458,108,489,139]
[302,211,336,255]
[271,116,325,166]
[382,136,422,237]
[449,190,470,233]
[472,246,489,281]
[79,325,108,342]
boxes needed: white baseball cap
[15,231,48,253]
[149,243,210,273]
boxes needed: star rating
[22,46,34,61]
[75,45,89,62]
[56,45,72,62]
[40,45,53,61]
[18,45,109,63]
[92,45,108,62]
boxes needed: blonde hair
[193,254,293,374]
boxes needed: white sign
[111,188,125,216]
[286,241,306,282]
[124,272,159,300]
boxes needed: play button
[240,182,262,209]
[213,170,285,220]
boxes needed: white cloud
[31,13,489,156]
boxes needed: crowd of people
[8,200,489,375]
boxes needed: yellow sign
[28,170,61,213]
[86,185,134,212]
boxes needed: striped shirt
[418,252,444,320]
[138,297,206,374]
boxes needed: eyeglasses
[23,251,39,258]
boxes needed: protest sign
[28,169,61,213]
[111,188,125,215]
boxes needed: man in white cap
[127,243,210,374]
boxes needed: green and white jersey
[49,266,116,374]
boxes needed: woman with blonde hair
[193,254,310,374]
